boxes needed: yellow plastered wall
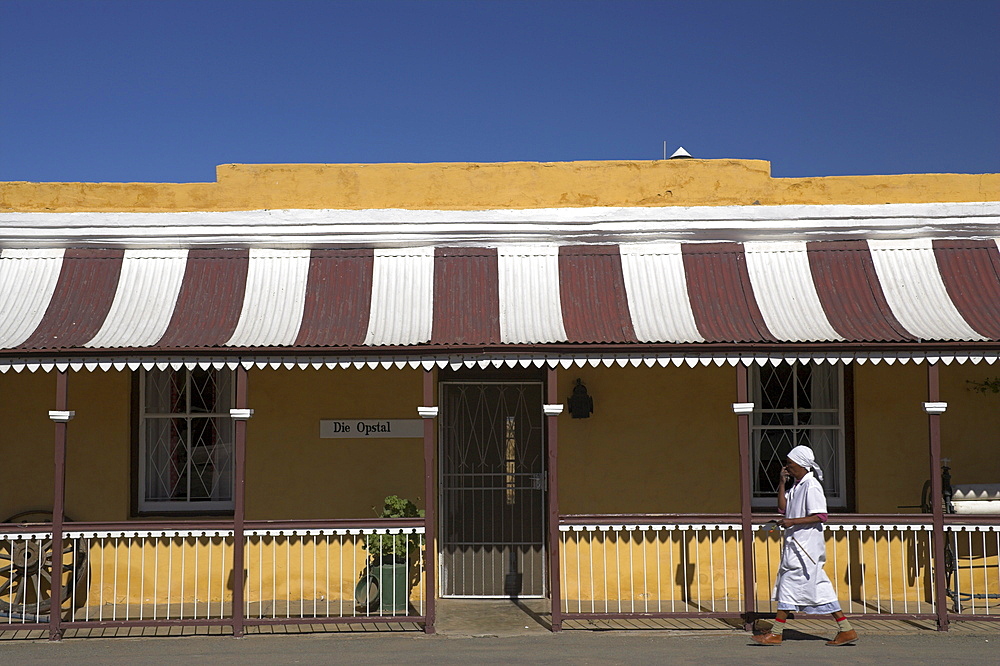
[557,365,740,514]
[65,371,132,521]
[854,362,1000,513]
[10,362,1000,522]
[0,370,131,522]
[940,364,1000,486]
[2,160,998,212]
[854,363,929,513]
[0,371,55,519]
[246,367,426,520]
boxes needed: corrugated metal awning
[2,240,1000,358]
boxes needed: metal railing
[753,519,935,617]
[1,526,59,628]
[6,515,997,637]
[945,523,1000,616]
[558,514,1000,623]
[2,518,427,635]
[559,516,744,618]
[243,523,426,624]
[63,527,234,625]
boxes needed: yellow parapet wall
[2,160,998,212]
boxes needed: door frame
[437,378,549,598]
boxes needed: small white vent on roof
[669,146,693,159]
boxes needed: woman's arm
[778,513,824,527]
[776,469,789,514]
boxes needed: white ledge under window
[732,402,755,414]
[417,406,438,419]
[543,404,565,416]
[48,410,75,422]
[229,408,254,420]
[922,402,948,414]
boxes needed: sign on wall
[319,419,423,439]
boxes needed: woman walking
[751,445,858,646]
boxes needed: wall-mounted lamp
[568,379,594,419]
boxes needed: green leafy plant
[364,495,425,563]
[968,378,1000,394]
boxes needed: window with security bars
[138,368,235,512]
[751,362,846,509]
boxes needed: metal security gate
[439,382,546,598]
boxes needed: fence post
[924,363,949,631]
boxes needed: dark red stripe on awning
[806,240,913,342]
[558,246,637,343]
[933,240,1000,341]
[295,249,375,346]
[19,249,125,349]
[681,243,774,342]
[431,247,501,345]
[156,249,250,348]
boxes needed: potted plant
[355,495,424,615]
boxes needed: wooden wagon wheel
[0,511,88,615]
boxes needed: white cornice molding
[1,202,998,249]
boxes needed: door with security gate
[439,382,547,597]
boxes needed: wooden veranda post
[545,367,563,631]
[925,363,949,631]
[231,365,250,638]
[48,370,72,642]
[421,369,437,634]
[735,365,756,631]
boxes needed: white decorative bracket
[417,406,439,419]
[543,404,565,416]
[48,410,75,422]
[923,402,948,414]
[732,402,755,414]
[229,408,254,420]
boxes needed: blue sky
[2,0,997,183]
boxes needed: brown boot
[751,632,783,645]
[826,629,858,646]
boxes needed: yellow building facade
[2,159,999,635]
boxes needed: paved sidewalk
[4,599,999,663]
[2,630,999,665]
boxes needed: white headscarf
[787,445,823,482]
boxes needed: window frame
[749,362,853,511]
[132,367,236,516]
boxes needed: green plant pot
[355,561,410,615]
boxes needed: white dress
[772,471,841,613]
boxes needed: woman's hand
[776,517,795,528]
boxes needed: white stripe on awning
[498,246,567,344]
[869,239,986,341]
[226,249,310,346]
[744,241,843,342]
[619,243,704,343]
[0,248,64,348]
[364,247,435,345]
[86,249,188,348]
